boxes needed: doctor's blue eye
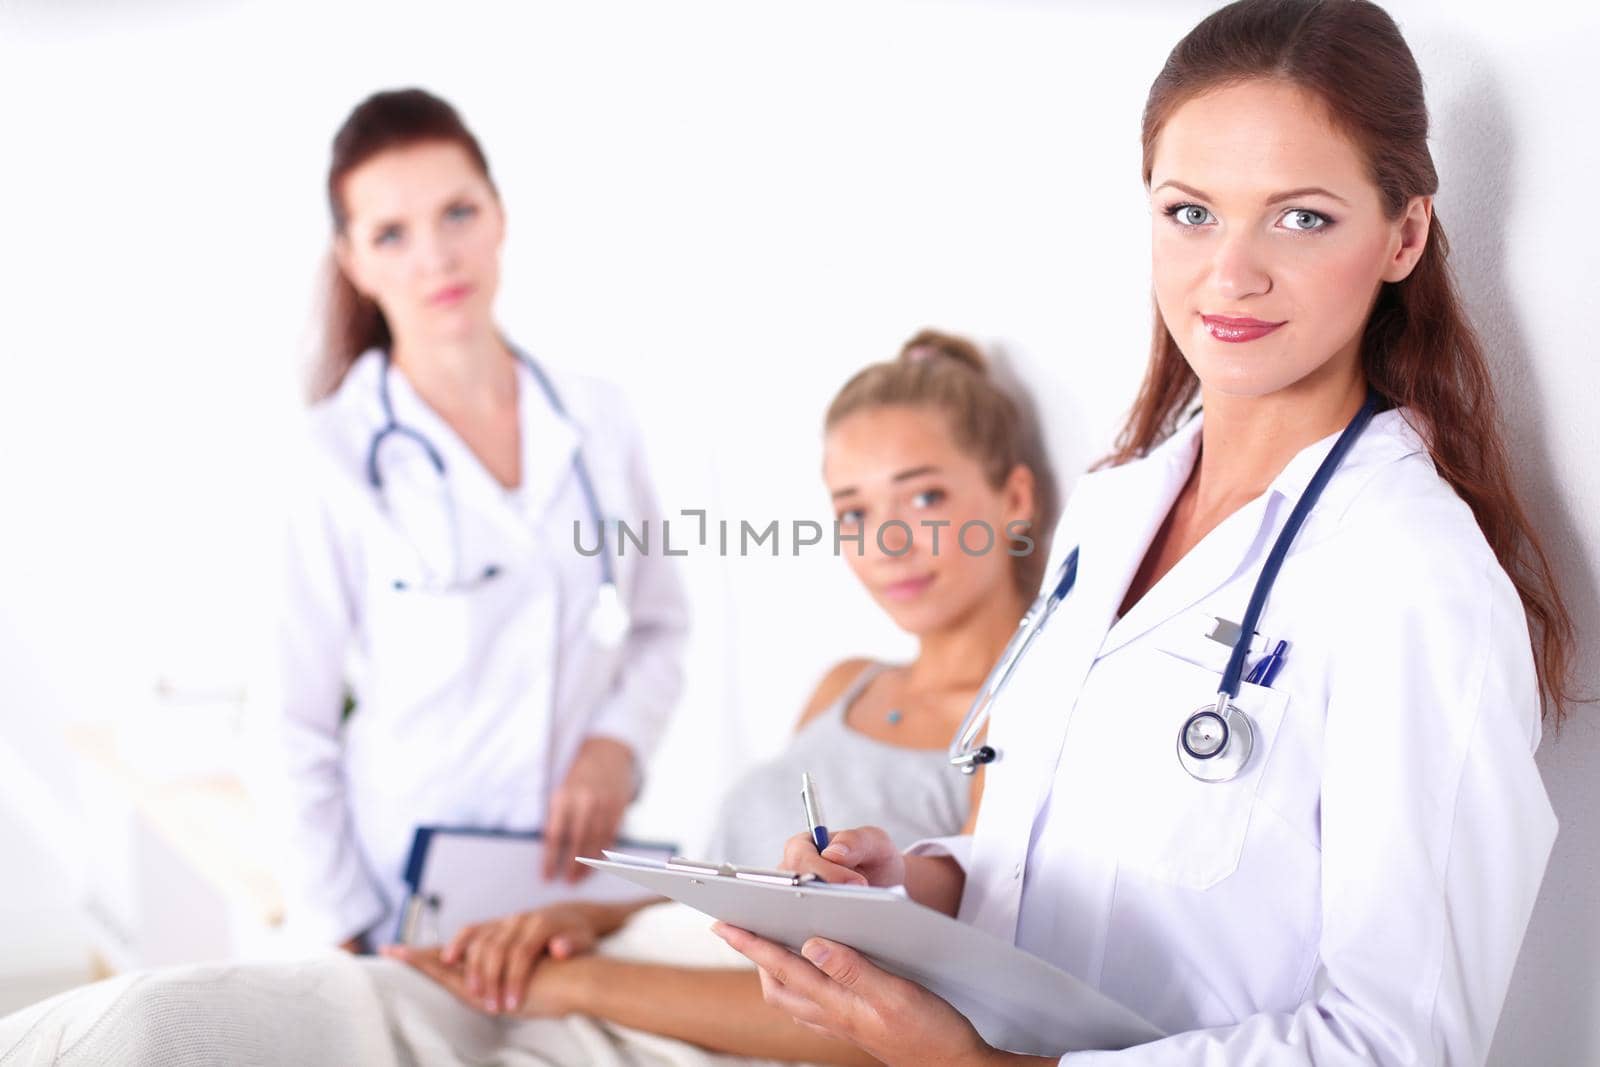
[1164,203,1213,227]
[837,507,865,526]
[446,202,478,222]
[1281,208,1332,232]
[912,489,946,509]
[374,224,404,247]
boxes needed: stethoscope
[950,389,1381,784]
[365,345,629,645]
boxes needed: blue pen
[801,772,829,851]
[1246,639,1289,687]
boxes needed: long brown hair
[827,330,1061,597]
[1109,0,1578,721]
[311,88,496,401]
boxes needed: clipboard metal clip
[400,892,443,945]
[666,855,820,887]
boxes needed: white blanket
[0,905,815,1067]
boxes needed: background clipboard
[582,853,1162,1057]
[397,827,678,945]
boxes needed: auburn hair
[827,330,1060,597]
[311,88,496,401]
[1109,0,1578,721]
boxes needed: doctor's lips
[430,283,473,307]
[882,574,937,601]
[1202,314,1285,343]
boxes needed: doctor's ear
[1001,463,1037,530]
[1381,195,1433,284]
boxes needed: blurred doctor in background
[261,88,689,950]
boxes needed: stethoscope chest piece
[1177,695,1255,783]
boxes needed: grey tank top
[699,663,971,866]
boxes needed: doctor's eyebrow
[440,187,480,208]
[1152,179,1352,207]
[831,466,943,500]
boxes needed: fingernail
[484,999,496,1013]
[802,940,831,965]
[507,995,520,1012]
[822,842,849,859]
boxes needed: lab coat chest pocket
[365,578,476,710]
[1109,646,1290,890]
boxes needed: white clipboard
[397,828,677,946]
[581,853,1163,1057]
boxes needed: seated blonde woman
[377,330,1057,1066]
[0,331,1056,1067]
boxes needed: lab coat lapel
[1094,408,1387,660]
[513,361,582,529]
[1081,418,1208,656]
[1095,494,1277,662]
[1017,430,1201,808]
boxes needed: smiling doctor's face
[1148,78,1431,402]
[333,139,505,348]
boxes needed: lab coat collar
[1261,404,1425,514]
[1072,417,1208,662]
[1088,403,1424,662]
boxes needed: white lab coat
[913,407,1555,1065]
[259,349,689,946]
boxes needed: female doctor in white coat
[715,2,1580,1064]
[264,89,689,950]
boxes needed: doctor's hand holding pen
[717,825,1024,1067]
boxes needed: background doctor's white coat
[0,1,1594,1063]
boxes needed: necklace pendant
[887,709,903,725]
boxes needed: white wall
[0,0,1594,1061]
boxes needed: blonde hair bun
[896,329,989,376]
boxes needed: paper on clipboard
[397,829,676,945]
[581,854,1162,1057]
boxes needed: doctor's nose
[871,516,917,559]
[412,225,463,278]
[1209,232,1273,302]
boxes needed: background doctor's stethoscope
[366,344,629,645]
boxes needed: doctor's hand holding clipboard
[259,87,689,953]
[715,2,1579,1064]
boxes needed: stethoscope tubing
[365,345,617,590]
[949,389,1382,778]
[1215,390,1379,700]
